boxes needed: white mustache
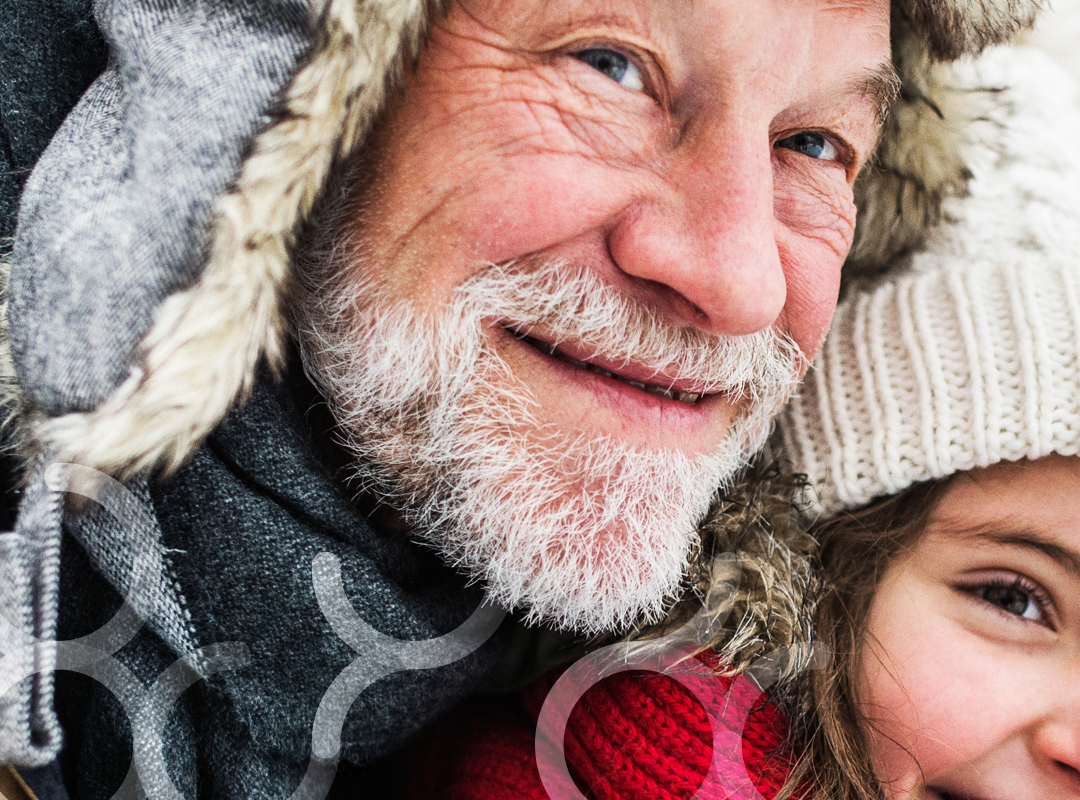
[457,259,806,405]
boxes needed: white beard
[297,259,803,634]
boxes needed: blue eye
[776,132,840,162]
[575,48,644,91]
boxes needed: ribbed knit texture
[778,45,1080,516]
[404,663,799,800]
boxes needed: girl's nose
[1032,678,1080,790]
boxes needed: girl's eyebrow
[946,523,1080,578]
[986,532,1080,578]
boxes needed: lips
[508,328,705,405]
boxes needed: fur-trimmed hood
[2,0,1042,482]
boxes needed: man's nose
[606,124,786,336]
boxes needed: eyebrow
[942,522,1080,579]
[982,531,1080,578]
[853,62,902,125]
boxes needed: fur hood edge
[627,466,818,682]
[37,0,431,478]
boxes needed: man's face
[301,0,891,633]
[354,0,891,457]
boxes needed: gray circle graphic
[534,554,829,799]
[0,464,251,800]
[286,552,507,799]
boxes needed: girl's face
[858,454,1080,800]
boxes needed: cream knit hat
[777,44,1080,518]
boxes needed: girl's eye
[574,48,645,92]
[975,580,1045,623]
[776,132,840,163]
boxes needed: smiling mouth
[509,329,705,405]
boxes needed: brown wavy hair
[778,477,955,799]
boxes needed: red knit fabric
[404,661,803,800]
[404,698,549,799]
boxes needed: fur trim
[34,0,1038,480]
[39,0,432,479]
[845,11,974,282]
[904,0,1043,60]
[850,1,1042,280]
[0,258,22,433]
[630,466,817,681]
[0,257,37,459]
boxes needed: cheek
[773,238,844,364]
[358,53,662,303]
[858,595,1015,784]
[857,621,958,789]
[447,156,643,266]
[772,157,853,359]
[774,255,840,364]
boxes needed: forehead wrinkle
[520,0,659,48]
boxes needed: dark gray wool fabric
[54,363,503,799]
[9,0,312,415]
[0,0,106,248]
[0,0,317,772]
[0,0,106,527]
